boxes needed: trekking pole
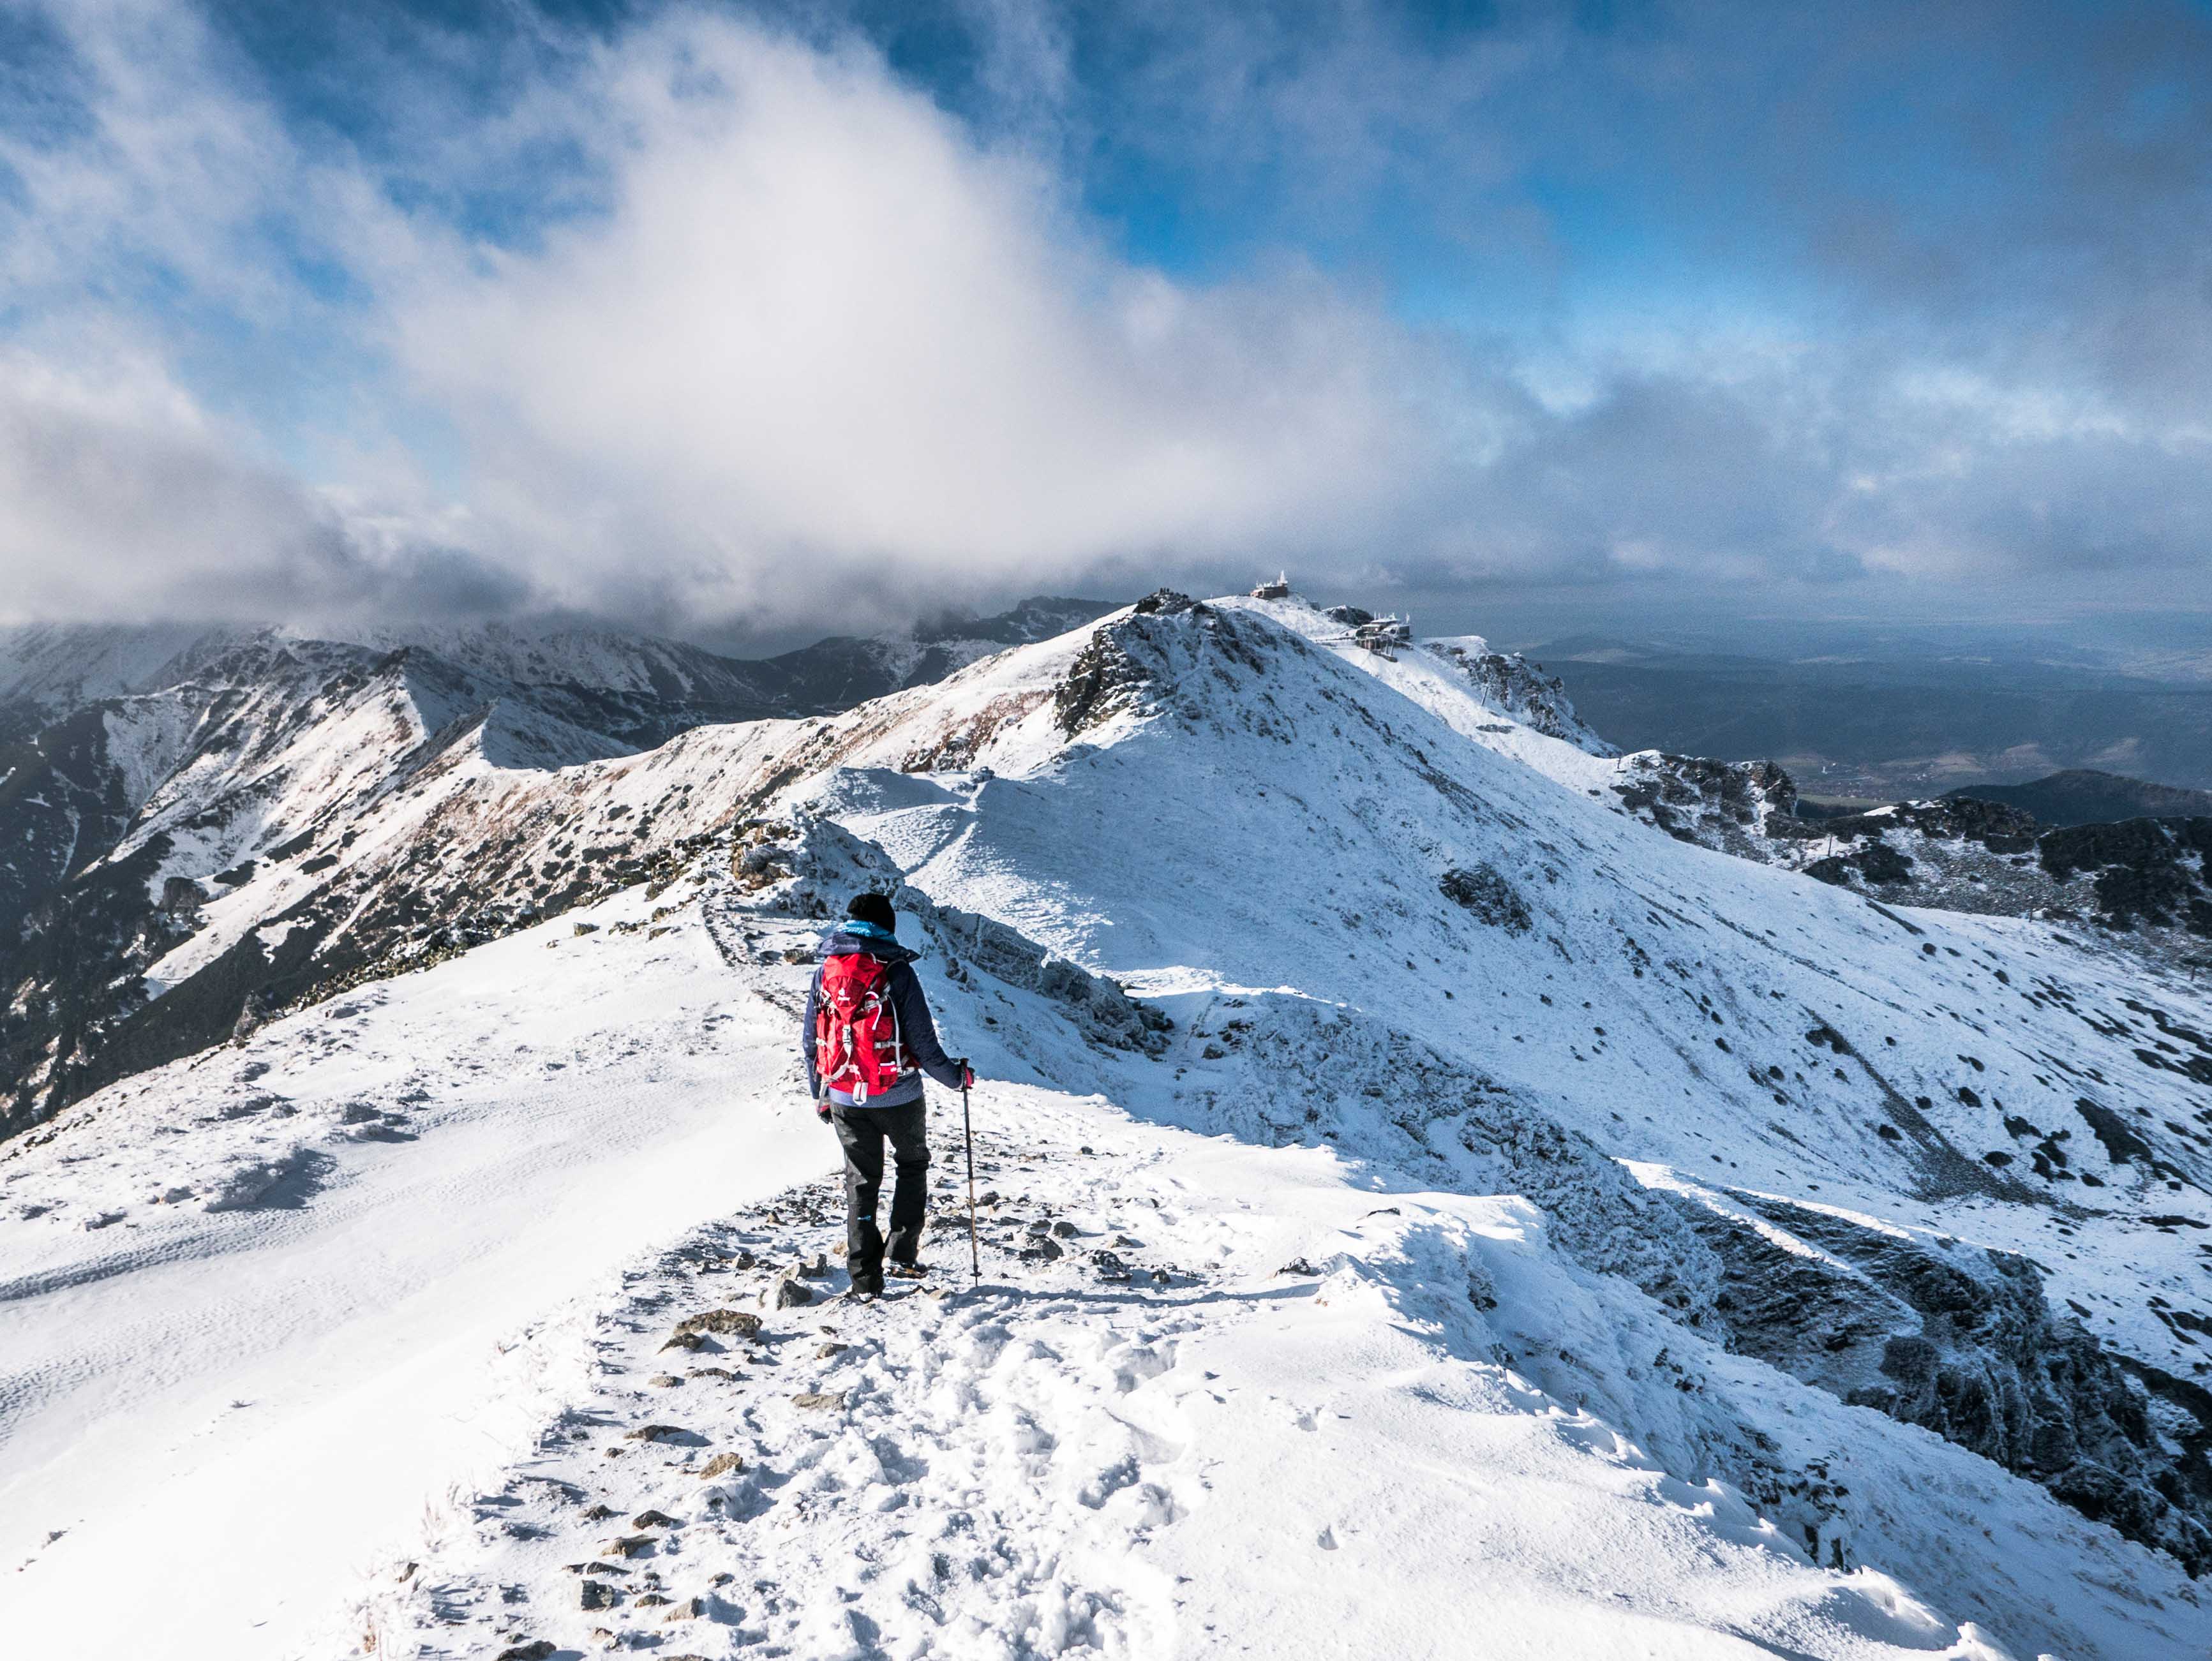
[960,1062,981,1283]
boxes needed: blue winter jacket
[801,925,964,1108]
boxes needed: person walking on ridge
[804,891,972,1299]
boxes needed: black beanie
[846,891,897,933]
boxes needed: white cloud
[0,344,525,624]
[0,347,331,621]
[4,1,2211,637]
[383,16,1442,623]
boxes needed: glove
[816,1099,833,1123]
[959,1059,976,1091]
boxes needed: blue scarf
[840,918,898,942]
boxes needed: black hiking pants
[830,1098,930,1284]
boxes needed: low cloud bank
[3,3,2209,636]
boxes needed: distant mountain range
[1529,632,2212,796]
[0,598,1119,750]
[1947,768,2212,827]
[0,598,1115,1138]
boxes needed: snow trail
[340,1073,2031,1661]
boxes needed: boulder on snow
[697,1452,746,1480]
[769,1276,814,1309]
[793,1390,847,1411]
[671,1307,761,1341]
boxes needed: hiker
[804,891,972,1297]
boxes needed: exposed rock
[1800,798,2041,856]
[1421,637,1617,754]
[1055,627,1153,738]
[495,1641,555,1661]
[697,1452,746,1480]
[1673,1188,2212,1574]
[579,1580,619,1611]
[1439,865,1532,932]
[672,1307,761,1341]
[793,1390,847,1410]
[769,1277,813,1309]
[1610,753,1798,856]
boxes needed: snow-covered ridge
[0,600,1115,1140]
[6,592,2212,1658]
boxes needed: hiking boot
[884,1262,927,1281]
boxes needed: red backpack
[814,953,914,1103]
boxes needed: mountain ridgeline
[0,602,1114,1140]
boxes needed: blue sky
[1,0,2209,644]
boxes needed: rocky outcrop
[1608,753,1799,856]
[1421,637,1618,756]
[1674,1186,2212,1574]
[1052,593,1293,745]
[1439,864,1532,932]
[2040,819,2212,933]
[1606,749,2211,957]
[1780,797,2040,856]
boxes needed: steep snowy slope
[0,621,211,740]
[774,595,2212,1577]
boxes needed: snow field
[343,1078,2029,1661]
[0,883,828,1660]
